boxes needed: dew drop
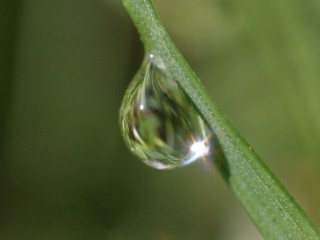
[119,53,214,170]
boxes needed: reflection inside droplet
[191,141,208,156]
[119,53,215,170]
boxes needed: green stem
[121,0,320,239]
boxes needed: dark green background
[1,0,320,239]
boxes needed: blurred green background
[1,0,320,239]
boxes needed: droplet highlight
[119,54,214,170]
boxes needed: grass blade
[121,0,320,238]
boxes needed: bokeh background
[1,0,320,239]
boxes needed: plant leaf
[120,0,320,239]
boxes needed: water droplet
[119,54,214,170]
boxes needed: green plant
[120,0,320,239]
